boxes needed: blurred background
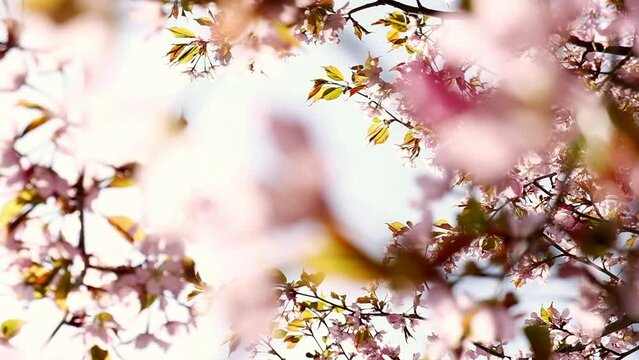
[0,1,581,358]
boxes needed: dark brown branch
[543,234,620,281]
[555,316,637,354]
[346,2,634,61]
[260,336,286,360]
[348,0,457,18]
[353,91,414,129]
[569,206,639,236]
[618,343,639,359]
[473,342,511,359]
[567,35,634,57]
[74,173,87,257]
[603,315,636,337]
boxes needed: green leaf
[524,325,552,360]
[0,319,24,341]
[457,198,487,235]
[168,26,196,38]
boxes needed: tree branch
[473,342,511,359]
[618,343,639,359]
[603,315,636,337]
[567,35,634,57]
[348,0,456,18]
[543,234,620,281]
[346,2,635,61]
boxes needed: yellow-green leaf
[307,236,385,282]
[323,66,344,81]
[16,100,46,111]
[301,309,315,320]
[320,87,343,101]
[386,28,401,41]
[367,119,390,145]
[273,269,287,285]
[177,45,200,64]
[284,334,301,348]
[108,174,134,188]
[540,305,553,324]
[0,189,40,231]
[54,270,72,310]
[403,130,415,143]
[166,43,187,62]
[0,319,24,341]
[387,222,407,237]
[300,271,325,287]
[307,81,325,101]
[275,23,300,47]
[287,319,305,332]
[273,329,287,339]
[388,12,408,32]
[195,17,214,26]
[434,219,453,230]
[353,21,370,40]
[140,294,157,311]
[107,216,145,243]
[168,26,196,38]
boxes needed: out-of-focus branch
[473,343,511,359]
[543,234,620,281]
[567,35,635,57]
